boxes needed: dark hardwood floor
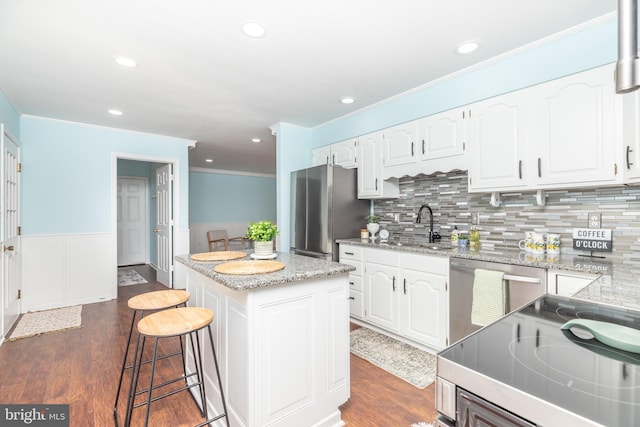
[0,265,437,426]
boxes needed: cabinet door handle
[332,154,336,164]
[326,155,329,164]
[411,141,414,157]
[627,146,634,169]
[537,157,542,178]
[422,139,426,155]
[349,281,355,285]
[345,251,354,255]
[348,296,355,300]
[392,276,396,292]
[403,278,407,295]
[518,160,523,179]
[375,178,378,191]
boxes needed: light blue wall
[21,116,193,235]
[272,123,313,251]
[312,18,617,146]
[0,91,20,139]
[274,17,620,252]
[189,171,276,223]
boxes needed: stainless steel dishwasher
[449,258,546,344]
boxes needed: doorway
[114,156,176,288]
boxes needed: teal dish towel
[471,268,507,327]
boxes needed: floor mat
[7,305,82,341]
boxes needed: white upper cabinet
[529,65,618,187]
[382,108,468,179]
[382,122,418,167]
[311,139,358,168]
[468,90,528,192]
[468,63,625,194]
[358,131,399,199]
[417,109,466,161]
[622,89,640,181]
[332,138,358,168]
[311,145,331,166]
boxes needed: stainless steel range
[436,295,640,426]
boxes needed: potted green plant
[246,220,279,257]
[365,214,380,240]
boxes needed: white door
[2,125,20,336]
[117,177,147,266]
[382,122,418,167]
[364,262,399,332]
[530,65,616,186]
[357,132,383,197]
[468,91,528,192]
[155,164,173,287]
[401,269,447,349]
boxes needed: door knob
[4,245,14,251]
[153,229,159,233]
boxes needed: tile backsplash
[373,170,640,263]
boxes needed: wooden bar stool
[113,289,190,424]
[125,307,229,427]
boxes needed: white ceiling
[0,1,617,175]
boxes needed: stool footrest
[133,377,204,409]
[194,413,227,427]
[124,349,183,370]
[133,372,197,400]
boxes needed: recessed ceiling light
[242,21,267,38]
[205,158,213,163]
[457,41,479,54]
[115,57,138,68]
[251,138,261,143]
[341,96,356,105]
[108,109,123,116]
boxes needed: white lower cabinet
[359,247,449,350]
[339,244,364,318]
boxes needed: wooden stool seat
[138,307,214,338]
[127,289,190,311]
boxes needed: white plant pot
[367,223,379,239]
[253,240,274,256]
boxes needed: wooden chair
[207,229,246,251]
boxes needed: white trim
[313,12,617,131]
[112,152,184,289]
[22,115,197,147]
[189,167,276,178]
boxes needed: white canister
[546,233,560,254]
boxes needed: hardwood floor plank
[0,266,438,426]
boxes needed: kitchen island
[174,252,353,427]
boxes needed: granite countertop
[336,238,640,311]
[176,251,354,291]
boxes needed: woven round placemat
[190,251,247,262]
[214,260,285,275]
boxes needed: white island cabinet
[175,252,353,427]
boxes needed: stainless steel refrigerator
[290,164,370,261]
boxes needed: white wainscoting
[21,229,191,312]
[22,233,116,312]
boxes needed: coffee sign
[572,228,612,252]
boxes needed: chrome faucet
[416,204,437,243]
